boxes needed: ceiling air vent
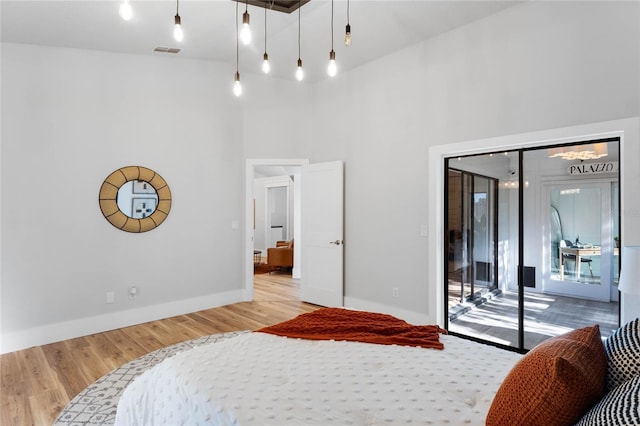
[154,47,181,54]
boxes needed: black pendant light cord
[347,0,350,24]
[297,0,301,60]
[236,2,240,74]
[331,0,334,50]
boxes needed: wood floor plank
[18,347,60,396]
[28,388,67,426]
[1,383,34,426]
[118,325,166,354]
[102,329,148,361]
[40,341,87,400]
[0,352,23,388]
[0,273,316,425]
[76,344,117,385]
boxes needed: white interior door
[301,161,344,307]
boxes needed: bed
[113,309,640,426]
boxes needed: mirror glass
[99,166,171,233]
[117,180,159,218]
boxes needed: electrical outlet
[393,287,399,297]
[106,292,115,304]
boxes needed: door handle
[330,240,343,245]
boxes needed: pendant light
[344,0,351,47]
[119,0,133,21]
[327,0,337,77]
[295,0,304,81]
[173,0,184,42]
[240,0,252,45]
[262,3,270,74]
[234,1,243,96]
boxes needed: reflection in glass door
[546,183,613,301]
[446,165,504,342]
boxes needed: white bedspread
[114,332,521,425]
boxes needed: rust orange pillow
[486,325,607,426]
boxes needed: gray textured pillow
[575,374,640,426]
[604,318,640,390]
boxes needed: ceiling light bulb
[344,24,351,47]
[173,15,183,42]
[262,53,270,74]
[327,50,337,77]
[240,11,252,45]
[296,59,304,81]
[119,0,133,21]
[233,72,242,97]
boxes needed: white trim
[244,159,309,301]
[428,117,640,326]
[0,290,243,354]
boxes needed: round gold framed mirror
[99,166,172,233]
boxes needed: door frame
[428,117,639,326]
[244,158,309,301]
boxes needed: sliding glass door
[445,139,620,351]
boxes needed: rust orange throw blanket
[257,308,446,350]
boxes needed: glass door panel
[521,143,619,350]
[446,154,518,349]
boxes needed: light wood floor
[0,272,315,426]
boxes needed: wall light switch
[106,292,115,304]
[420,224,428,237]
[231,220,240,230]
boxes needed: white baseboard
[0,290,244,354]
[343,296,436,326]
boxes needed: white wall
[242,72,313,159]
[0,44,247,352]
[309,1,640,322]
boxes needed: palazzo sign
[567,162,618,176]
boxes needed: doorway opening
[444,138,620,351]
[245,159,308,302]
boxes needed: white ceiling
[1,0,521,82]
